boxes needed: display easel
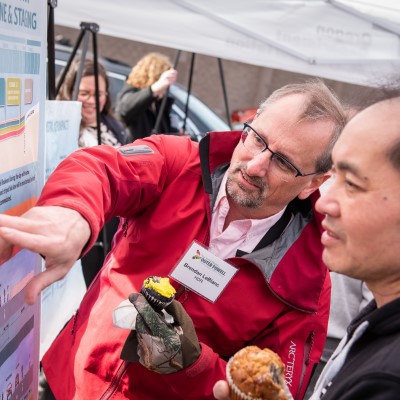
[55,21,102,146]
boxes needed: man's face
[226,94,334,219]
[316,100,400,301]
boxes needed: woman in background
[58,57,128,148]
[115,52,178,140]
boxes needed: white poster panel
[0,1,47,399]
[40,100,86,359]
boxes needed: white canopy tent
[54,0,400,87]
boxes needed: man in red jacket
[0,79,346,399]
[214,92,400,400]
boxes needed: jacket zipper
[70,219,130,397]
[296,330,315,399]
[71,310,79,336]
[121,218,129,237]
[99,360,129,400]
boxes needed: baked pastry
[226,346,288,400]
[140,276,176,311]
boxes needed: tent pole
[217,58,232,130]
[153,50,181,134]
[47,0,57,100]
[182,53,195,133]
[91,26,102,147]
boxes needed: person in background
[57,57,129,286]
[57,57,128,149]
[0,79,347,400]
[214,93,400,400]
[115,52,178,140]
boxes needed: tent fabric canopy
[54,0,400,87]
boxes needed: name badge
[169,241,238,302]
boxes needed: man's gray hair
[258,79,347,173]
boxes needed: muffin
[226,346,288,400]
[140,276,176,311]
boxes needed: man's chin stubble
[227,183,264,209]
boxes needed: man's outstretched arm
[0,205,90,304]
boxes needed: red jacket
[41,132,330,400]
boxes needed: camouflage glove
[120,293,201,374]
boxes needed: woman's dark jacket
[115,83,176,140]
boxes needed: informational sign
[40,100,87,360]
[44,100,81,181]
[0,1,47,399]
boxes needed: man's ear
[298,173,331,200]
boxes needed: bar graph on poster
[0,1,47,399]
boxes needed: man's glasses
[78,90,107,101]
[241,122,322,180]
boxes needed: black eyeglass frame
[242,122,323,178]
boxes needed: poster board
[40,100,86,360]
[0,1,47,399]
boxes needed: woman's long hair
[126,52,172,89]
